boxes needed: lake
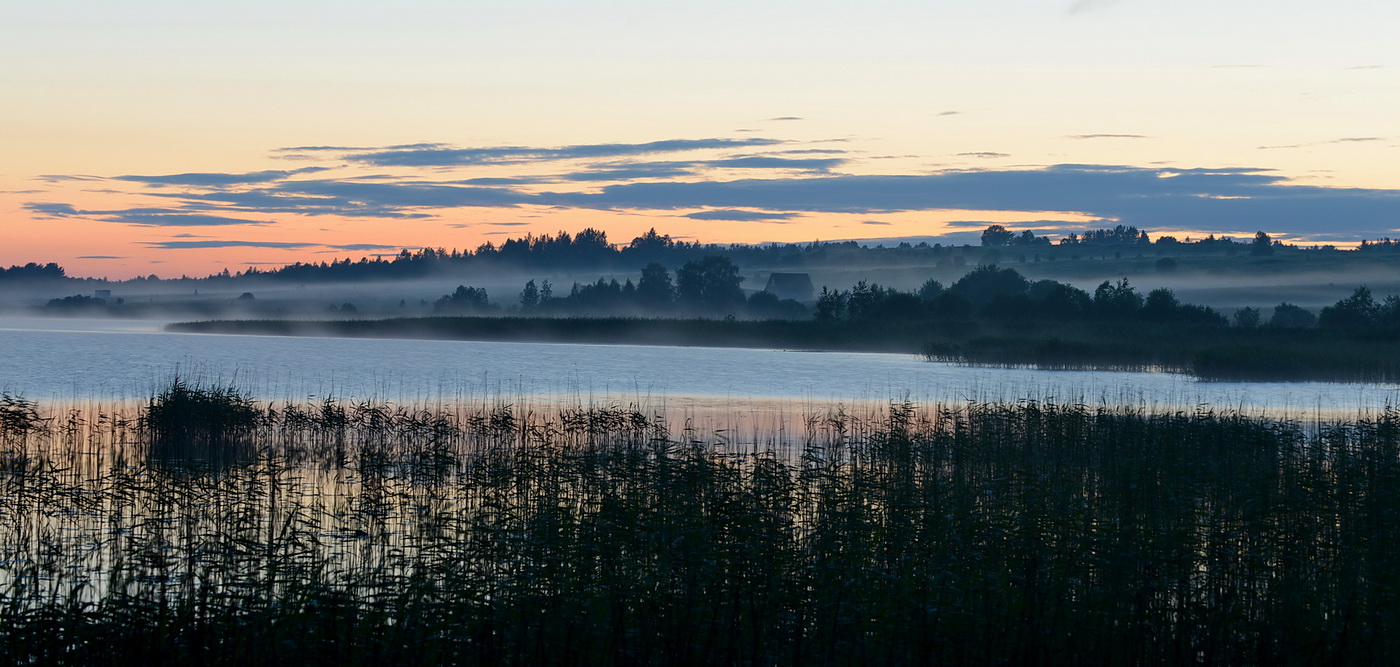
[1,315,1396,417]
[6,315,1400,663]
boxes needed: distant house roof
[763,272,814,301]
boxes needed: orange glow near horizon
[2,179,1377,281]
[4,131,1396,281]
[4,198,1115,280]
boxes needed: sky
[2,0,1398,279]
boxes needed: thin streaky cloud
[114,213,277,227]
[142,240,399,251]
[26,202,276,226]
[561,162,699,182]
[683,210,797,222]
[114,167,326,187]
[454,177,539,186]
[36,175,103,183]
[142,240,314,250]
[768,116,803,121]
[341,138,785,167]
[1258,137,1389,150]
[334,243,401,251]
[560,156,845,182]
[1069,134,1149,140]
[705,156,845,170]
[24,202,80,217]
[958,152,1010,159]
[274,143,448,152]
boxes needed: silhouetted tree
[435,285,490,312]
[1140,288,1182,322]
[568,277,626,311]
[1,262,67,281]
[520,280,540,310]
[636,262,675,309]
[1269,303,1317,328]
[1233,307,1261,328]
[1061,225,1151,246]
[45,294,106,310]
[676,256,744,314]
[1250,231,1275,256]
[1028,280,1092,320]
[624,228,676,264]
[981,225,1014,247]
[1319,287,1378,328]
[948,265,1030,307]
[1379,295,1400,327]
[1014,230,1050,246]
[917,279,944,302]
[815,287,847,321]
[1093,278,1143,319]
[846,281,885,320]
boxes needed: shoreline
[167,315,1400,384]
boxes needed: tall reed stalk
[1,387,1398,664]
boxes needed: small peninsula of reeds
[2,385,1399,664]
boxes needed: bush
[142,379,259,460]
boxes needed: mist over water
[2,316,1396,417]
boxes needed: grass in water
[0,388,1398,664]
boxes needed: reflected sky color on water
[1,316,1395,417]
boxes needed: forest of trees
[0,224,1376,288]
[809,266,1236,327]
[0,262,66,281]
[415,255,1400,338]
[433,256,806,319]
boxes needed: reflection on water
[0,394,863,605]
[4,394,1400,663]
[1,315,1397,417]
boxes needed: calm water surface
[1,315,1395,415]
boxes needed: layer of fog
[3,257,1398,323]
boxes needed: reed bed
[1,387,1398,665]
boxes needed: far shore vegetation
[169,254,1400,383]
[14,224,1400,382]
[9,224,1400,308]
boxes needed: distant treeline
[8,223,1376,286]
[235,226,1313,283]
[168,262,1400,382]
[433,256,806,319]
[426,260,1393,334]
[0,262,66,282]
